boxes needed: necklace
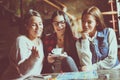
[57,38,64,48]
[57,34,64,48]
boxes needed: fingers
[81,32,89,39]
[48,53,58,58]
[48,53,56,63]
[48,53,52,56]
[81,66,87,71]
[31,46,40,58]
[81,66,93,71]
[63,52,67,56]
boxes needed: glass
[52,21,65,26]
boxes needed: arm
[10,37,39,75]
[92,28,118,70]
[47,53,58,63]
[76,38,92,66]
[18,47,39,75]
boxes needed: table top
[23,69,120,80]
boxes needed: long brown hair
[81,6,106,31]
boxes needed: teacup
[51,48,63,55]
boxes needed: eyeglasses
[52,21,65,26]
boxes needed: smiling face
[82,14,97,35]
[52,15,66,35]
[26,16,43,40]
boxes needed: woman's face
[82,14,97,34]
[26,16,43,40]
[52,15,66,35]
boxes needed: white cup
[51,48,63,55]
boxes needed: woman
[76,6,119,71]
[1,10,44,79]
[42,10,80,73]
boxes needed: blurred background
[0,0,120,77]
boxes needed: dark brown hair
[51,10,80,67]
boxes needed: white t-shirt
[1,35,44,79]
[16,35,44,78]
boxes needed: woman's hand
[58,52,68,60]
[81,66,87,71]
[47,53,58,63]
[31,46,40,59]
[81,65,93,71]
[81,31,89,39]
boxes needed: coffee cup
[51,48,63,56]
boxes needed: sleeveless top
[89,28,119,66]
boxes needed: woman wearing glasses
[42,10,80,73]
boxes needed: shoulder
[105,28,115,34]
[104,28,114,32]
[101,28,115,36]
[103,28,116,40]
[17,35,27,39]
[17,35,27,40]
[16,35,28,44]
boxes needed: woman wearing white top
[1,10,44,80]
